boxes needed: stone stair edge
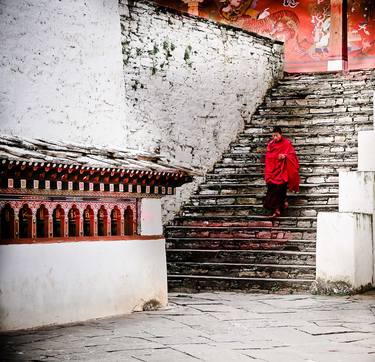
[167,274,314,282]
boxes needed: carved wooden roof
[0,135,198,176]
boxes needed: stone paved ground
[1,292,375,362]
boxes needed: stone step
[283,70,375,78]
[213,163,356,175]
[182,204,336,218]
[171,215,317,228]
[228,144,358,156]
[204,173,339,185]
[199,180,338,189]
[262,93,375,106]
[241,123,372,135]
[166,237,315,252]
[245,113,372,127]
[166,225,317,240]
[264,95,373,107]
[212,170,352,179]
[256,105,373,117]
[168,262,316,280]
[219,156,358,164]
[235,128,369,139]
[199,182,338,196]
[167,275,313,293]
[192,192,336,199]
[167,249,316,265]
[235,134,360,146]
[268,84,374,94]
[272,83,375,94]
[218,152,358,164]
[270,83,375,96]
[183,202,337,210]
[190,194,336,206]
[237,126,365,139]
[204,172,339,184]
[189,194,337,209]
[283,69,374,78]
[228,138,364,155]
[251,109,372,120]
[275,74,375,86]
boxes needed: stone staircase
[165,70,375,294]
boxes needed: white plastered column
[140,198,163,236]
[315,92,375,291]
[358,131,375,172]
[356,116,375,285]
[316,213,373,288]
[139,197,168,305]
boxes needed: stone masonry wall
[0,0,128,148]
[120,0,284,221]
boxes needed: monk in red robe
[264,126,300,217]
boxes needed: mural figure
[292,1,331,60]
[217,0,299,44]
[348,0,375,60]
[219,0,269,21]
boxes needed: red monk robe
[265,136,300,192]
[264,135,300,216]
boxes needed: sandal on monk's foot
[271,209,281,218]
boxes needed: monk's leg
[264,183,283,214]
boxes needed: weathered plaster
[0,0,128,148]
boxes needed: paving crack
[170,346,202,360]
[298,329,371,336]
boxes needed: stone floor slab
[1,292,374,361]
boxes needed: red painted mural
[152,0,375,72]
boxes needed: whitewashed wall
[120,0,284,221]
[0,0,128,148]
[0,239,167,331]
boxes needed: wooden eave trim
[1,159,189,178]
[0,235,165,245]
[0,159,192,188]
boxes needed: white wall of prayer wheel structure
[0,238,167,331]
[0,198,167,331]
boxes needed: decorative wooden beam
[328,0,348,71]
[181,0,203,16]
